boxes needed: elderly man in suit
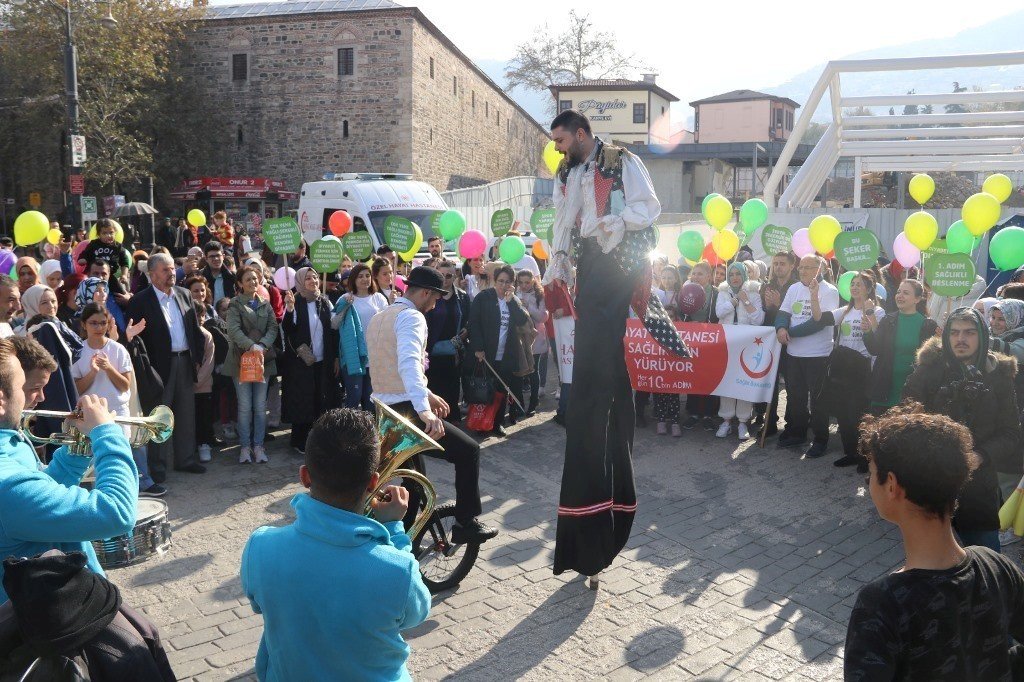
[127,252,205,480]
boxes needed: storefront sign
[577,99,627,115]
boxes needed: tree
[504,10,647,112]
[945,81,969,114]
[902,90,918,117]
[843,106,875,118]
[801,121,828,145]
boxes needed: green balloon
[676,230,704,261]
[989,226,1024,271]
[739,198,769,234]
[700,193,721,219]
[498,235,526,264]
[837,271,856,301]
[945,220,981,255]
[438,210,466,241]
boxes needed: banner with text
[624,320,782,403]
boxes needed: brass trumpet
[366,400,441,538]
[21,405,175,456]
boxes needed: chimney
[642,73,657,84]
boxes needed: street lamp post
[11,0,116,228]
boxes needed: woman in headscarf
[281,267,338,454]
[680,261,720,431]
[14,257,40,294]
[989,299,1024,409]
[40,260,63,290]
[714,262,764,440]
[974,297,1000,319]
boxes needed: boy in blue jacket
[241,408,431,682]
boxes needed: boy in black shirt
[845,403,1024,680]
[78,219,130,277]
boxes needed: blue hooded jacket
[241,494,431,682]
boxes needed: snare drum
[91,499,172,569]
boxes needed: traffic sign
[71,135,87,166]
[69,174,85,195]
[28,192,41,208]
[81,196,98,222]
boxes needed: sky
[209,0,1022,126]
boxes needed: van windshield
[367,210,441,248]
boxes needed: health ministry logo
[739,336,774,379]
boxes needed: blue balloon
[875,283,887,300]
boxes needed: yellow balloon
[87,220,124,244]
[13,210,49,247]
[542,140,564,175]
[187,208,206,227]
[908,174,935,206]
[903,211,938,250]
[807,214,842,254]
[962,192,1001,236]
[711,229,739,261]
[983,173,1013,204]
[46,228,62,245]
[704,195,733,230]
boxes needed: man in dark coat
[200,241,237,306]
[903,307,1021,552]
[425,260,470,423]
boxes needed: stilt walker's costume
[546,139,689,577]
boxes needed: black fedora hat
[405,266,446,294]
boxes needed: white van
[297,173,449,257]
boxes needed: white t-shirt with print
[829,306,886,361]
[71,338,132,416]
[780,280,840,358]
[495,298,510,361]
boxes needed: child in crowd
[213,297,238,443]
[845,403,1024,680]
[241,408,430,681]
[194,302,216,464]
[681,261,720,431]
[77,219,130,277]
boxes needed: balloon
[908,174,935,206]
[903,211,938,251]
[893,232,921,269]
[676,230,704,261]
[983,173,1013,203]
[837,271,856,301]
[458,229,487,259]
[328,210,352,237]
[989,227,1024,271]
[875,283,887,301]
[498,235,526,264]
[792,228,814,258]
[71,240,88,275]
[438,210,467,241]
[542,140,563,175]
[700,193,721,217]
[807,215,841,254]
[0,252,14,279]
[704,195,733,230]
[738,198,769,234]
[824,250,835,260]
[46,228,62,245]
[273,266,297,290]
[962,192,1001,236]
[946,220,980,255]
[187,208,206,228]
[14,211,48,247]
[711,229,739,261]
[702,241,724,266]
[399,223,423,262]
[532,240,548,260]
[677,281,707,316]
[87,221,124,244]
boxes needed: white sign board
[71,135,87,166]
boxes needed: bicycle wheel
[413,501,479,594]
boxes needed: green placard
[262,217,302,254]
[342,232,373,261]
[310,237,344,274]
[429,212,443,234]
[926,252,976,297]
[383,216,417,253]
[833,229,880,272]
[921,238,948,273]
[760,224,792,256]
[491,208,515,237]
[530,208,556,241]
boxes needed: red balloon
[823,249,835,259]
[702,241,724,266]
[677,282,707,316]
[328,210,352,237]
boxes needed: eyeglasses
[442,274,454,280]
[85,319,108,327]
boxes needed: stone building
[183,0,549,194]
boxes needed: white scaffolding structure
[764,51,1024,208]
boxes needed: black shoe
[777,434,807,449]
[491,425,508,438]
[151,470,167,484]
[751,415,765,429]
[553,414,566,427]
[805,442,828,459]
[834,455,861,468]
[635,413,648,428]
[173,463,207,474]
[140,484,167,498]
[857,461,869,474]
[682,415,700,430]
[525,409,537,418]
[451,519,498,544]
[702,417,717,432]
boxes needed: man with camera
[903,307,1021,552]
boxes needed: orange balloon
[328,210,352,237]
[532,240,548,260]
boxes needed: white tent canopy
[764,51,1024,208]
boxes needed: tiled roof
[206,0,399,20]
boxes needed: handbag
[466,391,505,432]
[239,349,265,383]
[818,310,871,404]
[462,363,495,405]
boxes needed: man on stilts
[544,110,689,588]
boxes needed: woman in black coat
[467,264,530,436]
[281,267,339,452]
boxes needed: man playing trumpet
[0,337,137,602]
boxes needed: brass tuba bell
[366,399,441,539]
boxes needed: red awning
[170,176,297,201]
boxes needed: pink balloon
[273,266,296,290]
[458,229,487,259]
[394,275,407,293]
[72,240,89,275]
[792,227,814,258]
[893,232,921,269]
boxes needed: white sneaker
[715,422,732,438]
[999,529,1021,546]
[238,446,252,464]
[737,423,750,440]
[253,445,269,463]
[198,444,212,463]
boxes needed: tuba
[366,400,441,539]
[21,405,174,456]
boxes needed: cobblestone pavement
[113,395,1022,681]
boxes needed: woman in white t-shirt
[331,262,388,411]
[811,269,885,470]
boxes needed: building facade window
[559,100,572,112]
[338,48,354,76]
[429,57,434,79]
[485,101,489,118]
[236,125,243,146]
[453,76,457,96]
[342,120,349,138]
[472,91,475,111]
[775,108,784,128]
[633,103,646,124]
[786,110,793,130]
[232,53,247,81]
